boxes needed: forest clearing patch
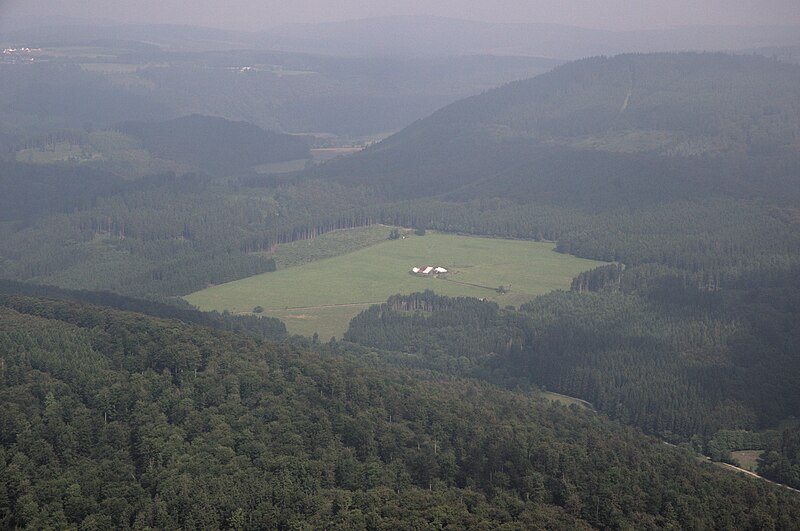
[185,230,605,338]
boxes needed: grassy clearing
[16,143,92,164]
[79,63,143,73]
[37,237,152,291]
[38,47,117,59]
[185,231,606,338]
[540,391,594,410]
[252,159,309,174]
[730,450,762,472]
[310,148,364,162]
[269,225,396,270]
[14,131,184,176]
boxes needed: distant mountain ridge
[0,37,556,138]
[311,52,800,205]
[3,16,800,58]
[261,16,800,59]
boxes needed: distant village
[2,47,41,64]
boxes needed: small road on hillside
[711,460,800,494]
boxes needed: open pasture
[185,230,606,338]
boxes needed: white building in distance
[411,266,448,275]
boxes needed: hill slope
[2,295,800,528]
[260,16,800,59]
[115,115,310,173]
[0,42,556,138]
[312,53,800,205]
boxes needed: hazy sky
[2,0,800,31]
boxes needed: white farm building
[411,265,448,275]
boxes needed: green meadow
[185,230,606,338]
[540,391,595,410]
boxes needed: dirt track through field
[266,302,384,311]
[439,277,498,292]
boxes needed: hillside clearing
[730,450,762,472]
[541,391,595,410]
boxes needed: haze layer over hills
[2,13,800,528]
[4,15,800,58]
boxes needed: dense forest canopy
[2,296,799,529]
[344,280,800,438]
[0,171,380,299]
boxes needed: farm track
[711,460,800,494]
[261,301,384,311]
[661,443,800,495]
[438,277,498,292]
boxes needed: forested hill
[311,53,800,202]
[0,279,287,341]
[345,282,800,439]
[116,115,310,173]
[3,294,800,529]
